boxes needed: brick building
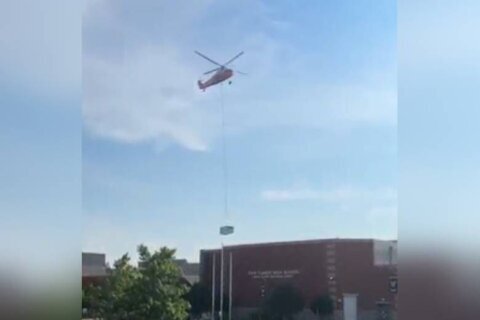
[82,252,199,288]
[200,238,397,319]
[82,252,109,288]
[175,259,200,285]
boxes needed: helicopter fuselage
[198,68,233,91]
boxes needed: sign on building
[389,276,398,293]
[248,269,300,279]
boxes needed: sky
[0,0,81,283]
[1,0,479,305]
[82,0,397,263]
[399,0,480,249]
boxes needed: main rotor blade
[204,67,221,75]
[235,70,248,75]
[223,51,244,66]
[194,51,222,67]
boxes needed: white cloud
[83,45,216,151]
[261,184,397,239]
[82,0,286,151]
[83,1,396,151]
[262,187,349,202]
[261,185,397,203]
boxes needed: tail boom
[197,80,206,91]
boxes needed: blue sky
[82,0,397,263]
[0,0,81,282]
[1,0,479,296]
[399,0,480,251]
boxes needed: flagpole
[229,252,233,320]
[211,253,216,320]
[220,243,224,320]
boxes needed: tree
[85,253,138,319]
[131,245,190,320]
[185,283,215,318]
[263,284,305,320]
[183,282,230,319]
[310,295,334,319]
[82,245,190,320]
[185,283,210,319]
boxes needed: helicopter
[195,50,246,91]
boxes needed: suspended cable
[220,82,229,220]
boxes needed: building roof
[201,238,397,252]
[174,259,200,285]
[175,259,199,275]
[82,252,108,277]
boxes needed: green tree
[85,253,139,319]
[131,245,190,320]
[310,295,334,319]
[183,283,230,320]
[185,283,210,319]
[263,284,305,320]
[82,245,190,320]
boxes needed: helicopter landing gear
[228,81,232,85]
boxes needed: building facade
[200,239,397,318]
[82,252,109,288]
[174,259,200,285]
